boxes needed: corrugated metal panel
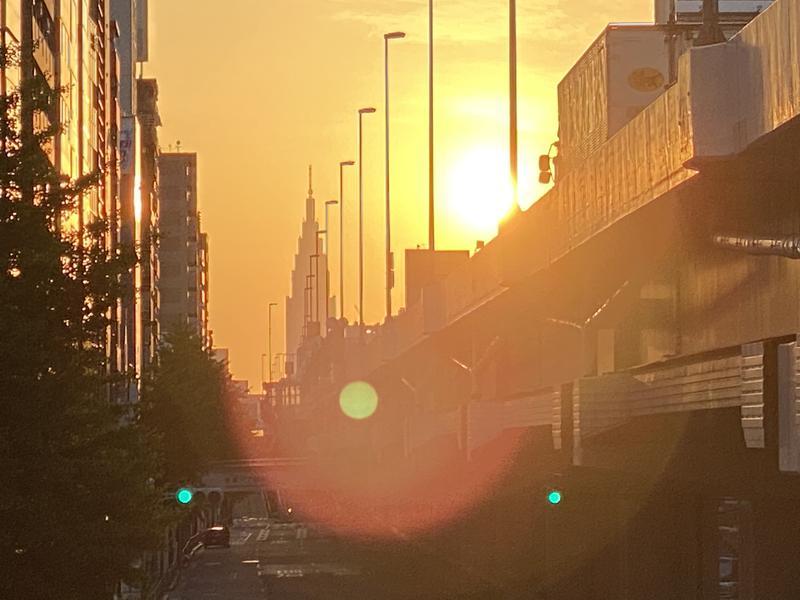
[778,341,800,472]
[468,391,558,451]
[569,348,765,462]
[740,343,765,448]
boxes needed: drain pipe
[713,234,800,259]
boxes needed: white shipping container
[556,21,751,175]
[654,0,774,24]
[557,25,696,175]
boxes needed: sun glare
[445,145,513,237]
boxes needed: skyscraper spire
[305,165,315,220]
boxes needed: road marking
[256,527,270,542]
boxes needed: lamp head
[340,160,355,167]
[384,31,406,40]
[359,107,377,114]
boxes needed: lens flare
[339,381,379,420]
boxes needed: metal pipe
[714,235,800,259]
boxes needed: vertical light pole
[325,200,338,325]
[260,353,267,390]
[324,201,338,254]
[428,0,435,251]
[338,161,354,322]
[509,0,520,214]
[384,31,406,320]
[358,107,377,328]
[267,302,277,383]
[315,229,326,329]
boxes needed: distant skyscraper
[285,168,330,366]
[158,152,210,346]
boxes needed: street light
[324,200,338,254]
[324,200,337,327]
[428,0,435,251]
[358,107,377,328]
[261,353,267,389]
[338,161,354,322]
[509,0,519,216]
[267,303,277,383]
[384,31,406,320]
[315,229,327,326]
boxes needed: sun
[444,144,514,237]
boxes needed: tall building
[1,0,123,371]
[285,168,331,366]
[111,0,148,388]
[158,152,210,346]
[136,77,161,367]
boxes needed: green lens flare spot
[547,490,562,505]
[339,381,379,420]
[176,488,194,505]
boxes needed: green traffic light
[547,490,562,505]
[176,487,194,505]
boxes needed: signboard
[119,117,135,175]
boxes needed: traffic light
[546,489,563,506]
[171,487,223,506]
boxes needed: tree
[0,44,165,598]
[142,326,238,486]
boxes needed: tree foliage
[142,327,238,486]
[0,46,165,598]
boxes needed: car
[202,525,230,548]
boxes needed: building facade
[136,77,160,367]
[157,151,210,346]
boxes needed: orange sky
[147,0,652,386]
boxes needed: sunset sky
[147,0,653,386]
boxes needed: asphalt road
[167,525,265,599]
[167,491,496,600]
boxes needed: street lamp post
[428,0,435,251]
[324,200,337,327]
[315,229,327,328]
[267,302,277,383]
[260,353,267,389]
[338,161,354,321]
[509,0,519,213]
[384,31,405,320]
[324,201,337,254]
[358,107,377,328]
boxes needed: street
[167,492,500,600]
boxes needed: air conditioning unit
[654,0,774,24]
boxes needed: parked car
[202,525,230,548]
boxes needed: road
[166,494,498,599]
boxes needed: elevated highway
[276,3,800,596]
